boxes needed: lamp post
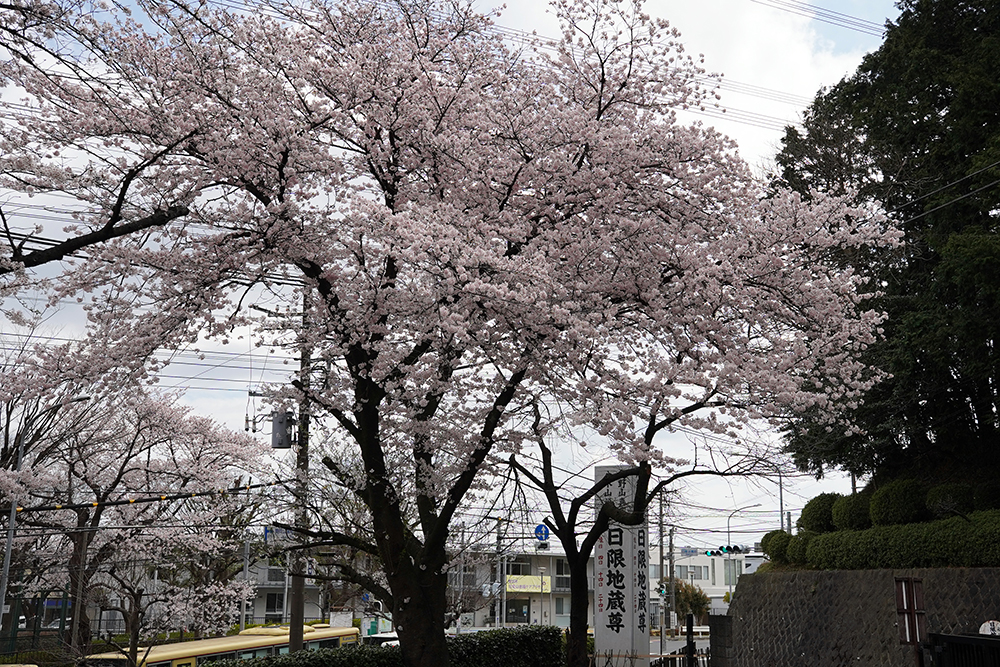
[537,566,546,625]
[727,503,761,595]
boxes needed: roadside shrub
[802,510,1000,569]
[213,644,402,667]
[870,479,927,526]
[797,493,841,533]
[451,626,562,667]
[832,493,872,531]
[926,483,975,519]
[786,530,816,565]
[210,627,563,667]
[761,529,791,564]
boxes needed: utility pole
[778,468,785,532]
[668,527,675,638]
[0,433,24,635]
[240,539,250,631]
[658,495,665,656]
[289,293,312,652]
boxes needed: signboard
[505,575,551,594]
[680,547,700,558]
[594,465,649,667]
[980,620,1000,636]
[263,525,295,543]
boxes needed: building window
[895,577,925,645]
[724,560,740,586]
[555,597,567,616]
[267,568,286,583]
[447,563,476,589]
[265,593,283,622]
[506,557,531,576]
[555,559,571,590]
[675,565,708,581]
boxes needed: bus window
[199,654,236,664]
[172,660,193,667]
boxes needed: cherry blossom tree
[0,0,898,665]
[0,344,267,657]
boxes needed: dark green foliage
[777,0,1000,485]
[974,481,1000,510]
[208,627,563,667]
[803,510,1000,570]
[212,645,402,667]
[870,479,927,526]
[797,493,842,533]
[448,627,562,667]
[673,580,711,624]
[762,530,791,565]
[786,531,817,565]
[926,483,975,519]
[832,493,872,530]
[759,530,776,553]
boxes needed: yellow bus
[86,625,360,667]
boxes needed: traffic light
[704,549,722,557]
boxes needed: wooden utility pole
[289,294,312,651]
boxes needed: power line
[749,0,886,37]
[14,480,288,514]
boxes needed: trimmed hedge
[870,479,927,526]
[804,510,1000,570]
[831,493,872,531]
[449,626,562,667]
[797,493,841,533]
[761,529,791,565]
[786,531,816,565]
[210,627,563,667]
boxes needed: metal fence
[926,633,1000,667]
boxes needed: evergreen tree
[777,0,1000,482]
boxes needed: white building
[449,540,760,631]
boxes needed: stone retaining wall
[708,568,1000,667]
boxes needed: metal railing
[926,632,1000,667]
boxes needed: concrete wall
[709,568,1000,667]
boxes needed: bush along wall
[210,627,564,667]
[761,529,791,565]
[796,493,841,533]
[831,492,872,531]
[804,509,1000,570]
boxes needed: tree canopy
[776,0,1000,484]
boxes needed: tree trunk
[389,565,449,667]
[565,562,591,667]
[67,532,92,657]
[128,599,141,667]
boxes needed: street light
[538,566,546,625]
[727,503,761,595]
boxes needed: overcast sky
[482,0,897,169]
